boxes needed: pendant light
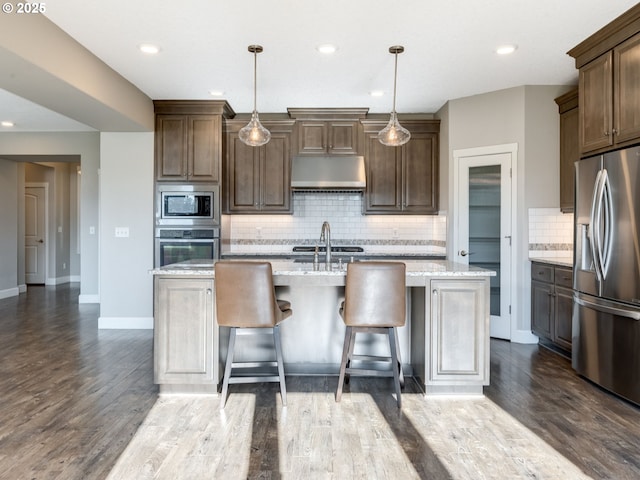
[378,45,411,146]
[239,45,271,147]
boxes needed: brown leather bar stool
[215,261,292,409]
[336,261,406,408]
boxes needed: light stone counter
[152,259,495,397]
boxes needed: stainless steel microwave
[156,184,220,226]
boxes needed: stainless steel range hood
[291,156,366,190]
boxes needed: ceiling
[2,0,638,132]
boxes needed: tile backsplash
[225,192,446,254]
[528,208,573,258]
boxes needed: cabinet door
[363,130,401,212]
[579,52,613,154]
[189,115,221,182]
[156,114,188,181]
[531,279,553,340]
[429,279,489,384]
[403,131,438,213]
[154,277,215,384]
[559,105,578,212]
[614,33,640,145]
[554,285,574,351]
[296,121,327,155]
[327,121,359,155]
[261,133,292,212]
[227,135,259,212]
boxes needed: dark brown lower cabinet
[531,261,573,355]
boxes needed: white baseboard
[510,329,539,344]
[70,275,81,282]
[18,284,27,294]
[98,316,154,329]
[79,294,100,304]
[46,275,73,286]
[0,287,19,300]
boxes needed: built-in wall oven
[156,184,220,227]
[155,227,219,267]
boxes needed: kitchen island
[151,259,495,397]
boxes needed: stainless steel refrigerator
[573,145,640,406]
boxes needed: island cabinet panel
[362,119,439,214]
[154,277,217,388]
[224,120,294,213]
[426,279,489,388]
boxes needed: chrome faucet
[320,221,331,264]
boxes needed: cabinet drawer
[554,267,573,288]
[531,263,553,283]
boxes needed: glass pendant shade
[378,45,411,147]
[378,111,411,146]
[239,110,271,146]
[240,45,270,147]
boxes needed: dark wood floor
[1,284,639,479]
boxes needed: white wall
[438,85,574,342]
[98,132,154,328]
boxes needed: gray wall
[437,85,574,342]
[0,132,100,299]
[0,159,19,297]
[98,132,154,327]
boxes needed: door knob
[459,250,472,256]
[38,239,44,243]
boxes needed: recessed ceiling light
[209,90,225,96]
[316,44,337,55]
[1,121,14,127]
[139,44,160,55]
[369,90,385,97]
[496,44,517,55]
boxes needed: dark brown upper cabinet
[288,108,368,156]
[154,100,235,183]
[361,118,439,215]
[568,5,640,156]
[224,118,295,214]
[555,88,579,213]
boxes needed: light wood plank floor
[1,284,639,479]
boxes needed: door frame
[25,182,49,285]
[452,143,518,341]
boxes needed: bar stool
[336,261,406,408]
[214,261,292,409]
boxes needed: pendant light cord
[252,50,257,113]
[392,51,398,113]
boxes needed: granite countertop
[151,258,495,278]
[529,256,573,268]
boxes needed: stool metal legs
[219,325,287,409]
[336,326,403,408]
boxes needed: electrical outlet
[256,226,262,239]
[89,226,95,235]
[115,227,129,238]
[63,262,66,270]
[393,228,399,239]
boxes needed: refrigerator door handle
[589,169,604,282]
[600,169,613,278]
[575,294,640,321]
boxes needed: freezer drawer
[572,293,640,406]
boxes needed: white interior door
[25,186,46,284]
[453,149,513,339]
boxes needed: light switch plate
[115,227,129,238]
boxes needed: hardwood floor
[1,284,639,479]
[0,284,158,480]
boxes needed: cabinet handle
[604,130,610,137]
[206,289,212,295]
[612,128,618,136]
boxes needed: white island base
[151,260,494,397]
